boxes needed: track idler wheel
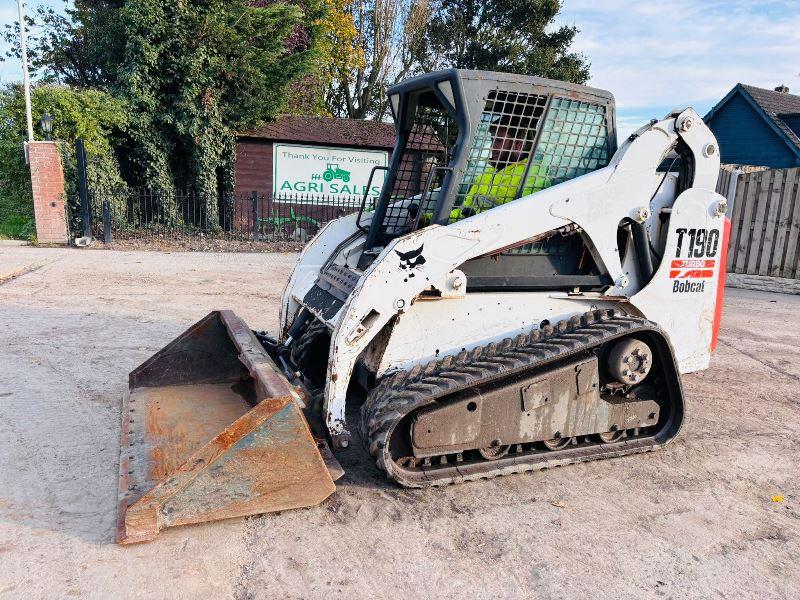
[542,437,572,450]
[594,429,625,443]
[478,441,510,460]
[608,339,652,385]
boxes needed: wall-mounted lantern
[40,113,53,140]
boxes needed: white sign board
[273,143,388,205]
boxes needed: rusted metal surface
[411,355,661,458]
[218,310,302,404]
[117,311,335,544]
[130,312,246,389]
[316,439,346,482]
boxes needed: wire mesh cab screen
[362,71,615,258]
[450,93,610,223]
[377,91,458,241]
[450,90,548,221]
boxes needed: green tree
[115,0,323,216]
[4,0,325,226]
[2,2,123,87]
[0,83,127,238]
[418,0,589,83]
[323,0,588,121]
[324,0,428,120]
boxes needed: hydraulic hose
[632,221,655,283]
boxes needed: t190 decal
[671,228,720,293]
[675,228,719,258]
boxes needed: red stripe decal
[670,268,715,279]
[711,218,731,352]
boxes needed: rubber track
[291,318,328,367]
[361,309,684,488]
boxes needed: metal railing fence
[67,189,376,244]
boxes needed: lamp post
[40,113,53,140]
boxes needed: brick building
[235,115,396,196]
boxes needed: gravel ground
[1,241,798,599]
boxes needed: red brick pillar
[29,141,68,244]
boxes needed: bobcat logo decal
[396,245,426,277]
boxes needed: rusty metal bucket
[116,311,336,544]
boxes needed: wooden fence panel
[746,170,772,274]
[734,173,760,273]
[720,166,800,279]
[757,169,783,276]
[782,173,800,279]
[716,168,733,198]
[727,170,749,270]
[772,169,797,277]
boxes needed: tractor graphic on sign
[322,163,351,183]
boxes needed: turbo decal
[670,259,715,279]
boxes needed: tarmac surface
[1,241,798,599]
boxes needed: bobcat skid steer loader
[117,69,731,543]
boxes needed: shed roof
[238,115,396,150]
[705,84,800,159]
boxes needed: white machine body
[278,71,729,447]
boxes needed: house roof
[238,115,396,150]
[742,84,800,147]
[705,84,800,159]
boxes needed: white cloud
[3,0,798,143]
[557,0,800,110]
[614,114,651,141]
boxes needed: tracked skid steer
[117,69,731,543]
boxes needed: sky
[2,0,800,140]
[555,0,800,138]
[0,0,65,83]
